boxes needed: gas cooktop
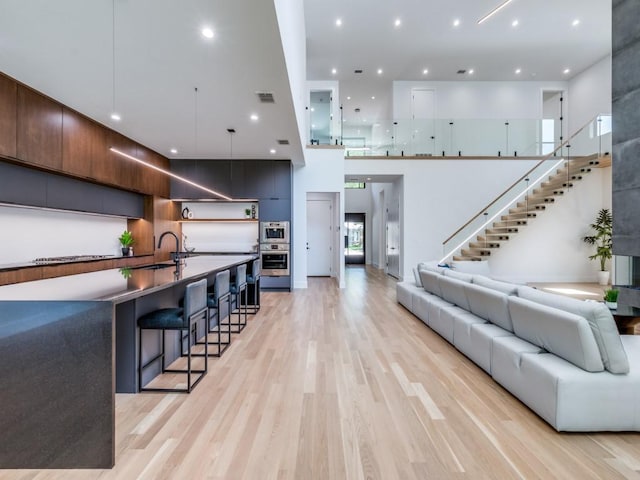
[32,255,114,264]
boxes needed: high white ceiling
[306,0,612,124]
[0,0,611,162]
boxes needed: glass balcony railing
[309,115,612,159]
[439,114,611,262]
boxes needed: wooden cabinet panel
[136,145,170,197]
[0,74,17,158]
[62,107,107,179]
[16,86,63,170]
[105,131,139,191]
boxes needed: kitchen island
[0,254,256,469]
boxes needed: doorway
[344,213,365,265]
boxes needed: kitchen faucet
[158,231,181,262]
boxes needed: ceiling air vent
[256,92,275,103]
[354,69,363,74]
[457,69,467,74]
[277,139,290,145]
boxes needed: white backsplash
[0,205,127,264]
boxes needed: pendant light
[110,0,120,121]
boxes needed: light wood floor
[3,266,640,479]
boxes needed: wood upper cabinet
[62,107,107,179]
[16,85,63,170]
[136,145,170,197]
[105,130,139,191]
[0,74,17,158]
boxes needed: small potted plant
[583,208,613,285]
[604,288,619,310]
[244,208,252,219]
[118,230,134,256]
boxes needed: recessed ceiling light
[377,68,383,75]
[270,149,276,154]
[311,124,316,129]
[453,18,461,27]
[310,107,315,112]
[371,96,375,100]
[422,69,429,75]
[512,19,519,27]
[563,68,571,74]
[362,119,367,122]
[250,113,259,121]
[170,148,178,154]
[468,69,475,75]
[515,68,521,74]
[201,27,214,39]
[394,18,402,27]
[331,68,337,75]
[110,113,121,121]
[367,177,372,181]
[572,19,580,27]
[347,96,351,100]
[335,18,342,27]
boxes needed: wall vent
[256,92,275,103]
[457,69,467,74]
[354,69,363,74]
[277,139,290,145]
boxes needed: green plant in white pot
[119,230,135,256]
[604,288,619,310]
[583,208,612,285]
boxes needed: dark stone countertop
[0,254,257,304]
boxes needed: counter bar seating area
[229,263,248,333]
[137,278,209,393]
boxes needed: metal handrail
[441,115,602,247]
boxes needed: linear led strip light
[109,147,233,201]
[477,0,513,24]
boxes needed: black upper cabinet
[170,159,292,205]
[0,161,47,207]
[273,161,291,199]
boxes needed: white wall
[345,184,373,265]
[346,158,541,280]
[393,80,569,119]
[568,55,612,131]
[489,168,612,283]
[273,0,307,159]
[292,147,345,288]
[0,205,127,264]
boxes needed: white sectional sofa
[397,263,640,432]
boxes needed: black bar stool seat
[138,278,208,393]
[229,263,248,332]
[246,259,261,314]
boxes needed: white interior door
[386,199,400,279]
[307,199,332,276]
[411,88,435,154]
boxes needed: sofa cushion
[413,268,422,287]
[464,282,513,332]
[442,269,473,283]
[438,275,470,310]
[451,260,491,276]
[517,286,629,374]
[509,296,604,372]
[418,261,447,275]
[419,270,443,297]
[472,275,518,295]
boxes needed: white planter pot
[597,270,610,286]
[605,301,618,310]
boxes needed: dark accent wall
[612,0,640,257]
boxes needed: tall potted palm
[583,208,612,285]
